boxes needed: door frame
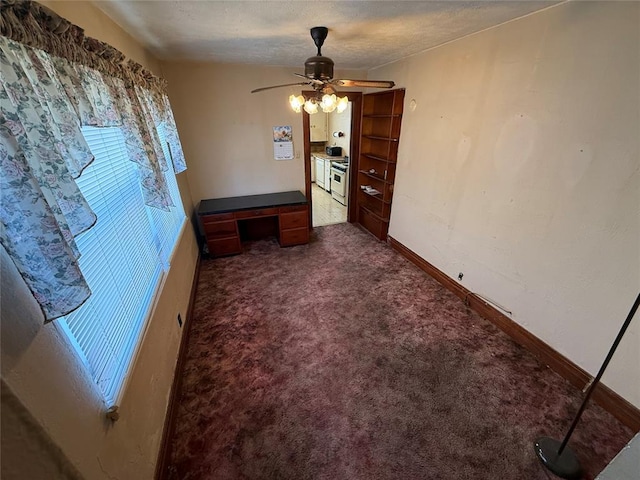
[302,91,363,228]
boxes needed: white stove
[330,161,349,205]
[331,161,348,172]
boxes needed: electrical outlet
[177,313,182,327]
[458,272,464,281]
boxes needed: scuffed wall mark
[560,143,592,189]
[393,192,418,207]
[454,133,472,172]
[97,456,120,480]
[494,113,538,177]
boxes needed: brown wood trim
[346,92,362,224]
[388,236,467,301]
[388,236,640,431]
[154,255,201,480]
[302,104,312,229]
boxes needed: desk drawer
[201,212,235,223]
[207,237,241,257]
[279,204,307,214]
[203,220,238,238]
[280,227,309,247]
[280,211,308,230]
[234,207,279,219]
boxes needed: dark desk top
[198,190,308,215]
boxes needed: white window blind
[148,123,185,265]
[60,125,185,406]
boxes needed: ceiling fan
[250,26,396,96]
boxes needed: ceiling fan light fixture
[303,99,318,114]
[336,96,349,113]
[291,93,348,114]
[321,93,337,113]
[289,94,305,113]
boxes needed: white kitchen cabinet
[315,156,325,189]
[324,157,331,192]
[310,113,328,142]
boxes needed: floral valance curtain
[0,1,187,321]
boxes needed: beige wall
[1,2,199,479]
[327,103,353,157]
[161,61,365,205]
[370,1,640,406]
[1,380,83,480]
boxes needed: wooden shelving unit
[356,89,405,240]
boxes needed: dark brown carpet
[168,223,633,480]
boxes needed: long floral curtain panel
[0,2,188,321]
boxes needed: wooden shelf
[356,89,405,241]
[360,189,391,204]
[361,153,394,163]
[362,134,399,142]
[363,114,402,118]
[358,189,392,218]
[359,204,390,240]
[360,188,383,199]
[360,205,390,222]
[359,170,391,184]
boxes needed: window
[59,126,185,406]
[148,123,185,266]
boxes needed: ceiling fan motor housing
[305,55,334,81]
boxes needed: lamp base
[534,437,583,479]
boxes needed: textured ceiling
[95,1,563,70]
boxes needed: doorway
[311,102,350,227]
[303,91,362,229]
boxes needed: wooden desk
[198,191,309,257]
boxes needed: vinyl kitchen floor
[312,183,347,227]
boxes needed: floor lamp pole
[534,292,640,480]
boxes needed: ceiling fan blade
[333,79,396,89]
[251,82,309,94]
[293,73,324,85]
